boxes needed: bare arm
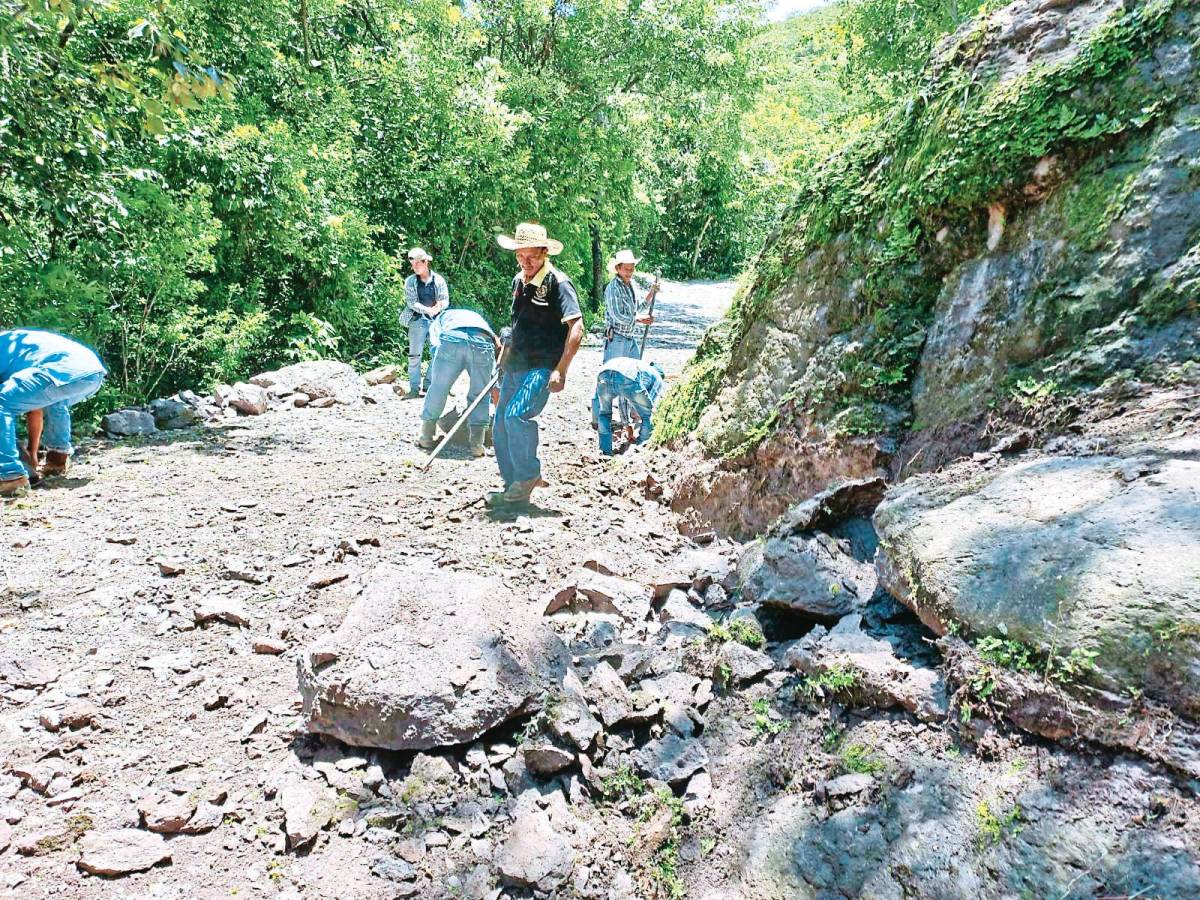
[549,318,584,392]
[26,409,43,463]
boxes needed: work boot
[42,450,70,476]
[486,485,512,508]
[417,420,437,450]
[502,477,541,504]
[0,476,30,498]
[468,426,487,458]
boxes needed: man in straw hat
[603,249,657,435]
[488,223,584,506]
[401,247,450,399]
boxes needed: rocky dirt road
[0,281,735,897]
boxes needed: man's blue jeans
[603,333,640,425]
[0,369,105,479]
[592,371,654,456]
[408,316,434,393]
[494,368,551,485]
[421,337,495,426]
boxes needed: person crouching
[1,329,107,496]
[416,309,499,458]
[592,357,664,456]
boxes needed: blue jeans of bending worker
[603,332,640,426]
[408,316,434,393]
[592,370,655,456]
[421,336,495,426]
[0,368,105,479]
[494,368,551,486]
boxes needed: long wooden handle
[420,367,502,471]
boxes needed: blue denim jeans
[0,369,105,479]
[592,370,654,456]
[494,368,551,485]
[408,316,434,392]
[603,333,641,425]
[421,336,496,426]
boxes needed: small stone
[279,777,336,850]
[497,811,575,891]
[823,773,875,798]
[221,559,265,585]
[523,745,575,777]
[101,409,157,437]
[156,558,187,577]
[306,568,349,590]
[252,637,287,655]
[194,598,251,628]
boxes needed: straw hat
[496,222,563,255]
[607,249,641,275]
[408,247,433,262]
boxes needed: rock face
[657,0,1200,534]
[875,436,1200,718]
[76,828,170,876]
[298,563,562,750]
[100,409,156,436]
[251,360,368,404]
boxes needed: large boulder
[298,563,565,750]
[737,532,872,621]
[875,435,1200,718]
[251,360,368,405]
[149,397,200,430]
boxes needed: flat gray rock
[299,562,562,750]
[100,409,156,436]
[875,437,1200,718]
[76,828,170,876]
[634,734,708,786]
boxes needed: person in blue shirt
[1,329,107,496]
[591,357,664,456]
[418,309,499,458]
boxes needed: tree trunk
[690,214,714,278]
[590,222,602,312]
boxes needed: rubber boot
[42,450,70,476]
[0,476,30,498]
[468,426,487,458]
[417,420,437,450]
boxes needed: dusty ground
[0,281,733,898]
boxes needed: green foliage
[975,800,1024,848]
[797,665,861,701]
[840,743,886,775]
[601,765,647,803]
[2,0,760,404]
[706,617,765,648]
[975,636,1037,672]
[750,697,789,740]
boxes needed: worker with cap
[401,247,450,398]
[488,222,584,506]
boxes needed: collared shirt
[430,309,496,350]
[508,262,582,372]
[0,329,107,385]
[604,276,648,339]
[403,271,449,317]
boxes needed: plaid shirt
[603,277,649,339]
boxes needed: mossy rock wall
[657,0,1200,476]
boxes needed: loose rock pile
[99,361,372,438]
